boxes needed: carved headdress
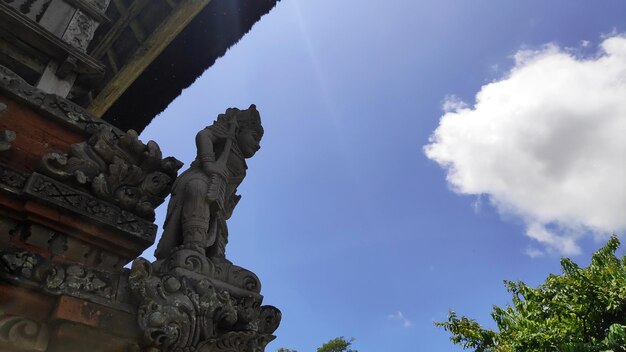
[214,104,264,140]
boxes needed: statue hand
[202,161,228,178]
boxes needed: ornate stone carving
[129,258,279,352]
[0,65,118,135]
[0,314,50,352]
[130,106,280,352]
[0,246,115,300]
[24,172,157,240]
[40,126,183,221]
[62,9,99,52]
[40,93,117,135]
[0,162,28,192]
[0,65,46,108]
[200,331,276,352]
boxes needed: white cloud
[388,311,412,328]
[441,94,468,113]
[424,35,626,255]
[525,246,545,259]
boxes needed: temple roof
[101,0,280,133]
[0,0,279,133]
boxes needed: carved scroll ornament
[40,126,183,221]
[129,258,280,352]
[0,314,49,352]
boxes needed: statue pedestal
[130,248,280,352]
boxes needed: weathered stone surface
[1,66,183,217]
[0,162,28,192]
[155,105,263,261]
[39,127,183,221]
[0,313,50,351]
[24,172,157,241]
[131,106,280,352]
[0,85,280,351]
[62,9,101,52]
[0,245,117,302]
[130,257,279,352]
[0,65,119,136]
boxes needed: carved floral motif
[0,247,114,299]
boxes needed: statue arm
[196,120,237,176]
[196,128,225,176]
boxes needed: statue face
[237,129,260,158]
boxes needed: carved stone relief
[0,246,115,300]
[24,172,157,241]
[0,313,50,352]
[62,9,98,52]
[0,162,28,192]
[40,127,183,221]
[0,65,120,136]
[129,258,280,352]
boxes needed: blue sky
[140,1,626,351]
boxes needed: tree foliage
[316,337,356,352]
[277,336,357,352]
[436,236,626,352]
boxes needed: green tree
[277,336,357,352]
[316,337,356,352]
[436,236,626,352]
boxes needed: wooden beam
[88,0,212,117]
[90,0,151,59]
[106,49,119,73]
[0,31,47,75]
[128,19,146,43]
[110,0,146,44]
[63,0,110,23]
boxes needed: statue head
[218,104,264,158]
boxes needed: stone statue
[129,105,280,352]
[154,104,263,261]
